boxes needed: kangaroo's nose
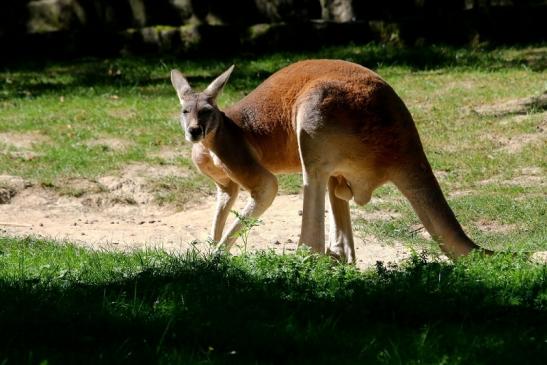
[187,126,202,140]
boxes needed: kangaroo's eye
[182,109,190,114]
[198,109,212,118]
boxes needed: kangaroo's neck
[205,111,235,144]
[202,112,254,159]
[200,111,269,187]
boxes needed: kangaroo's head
[170,65,234,143]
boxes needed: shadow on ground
[1,245,545,364]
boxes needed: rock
[320,0,354,22]
[0,175,27,192]
[255,0,319,22]
[27,0,86,33]
[128,0,195,27]
[0,187,15,204]
[0,175,29,204]
[171,0,194,19]
[128,0,147,27]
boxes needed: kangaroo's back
[225,59,398,173]
[227,59,386,131]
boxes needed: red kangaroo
[170,60,486,262]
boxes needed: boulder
[0,175,29,204]
[320,0,354,22]
[27,0,85,33]
[255,0,320,22]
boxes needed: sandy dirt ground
[0,174,415,269]
[1,165,544,269]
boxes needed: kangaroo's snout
[187,126,203,142]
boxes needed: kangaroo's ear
[204,65,235,101]
[170,69,192,101]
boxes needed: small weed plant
[230,210,263,253]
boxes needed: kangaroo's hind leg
[211,181,239,241]
[217,170,278,251]
[298,165,329,254]
[326,176,356,263]
[296,103,334,254]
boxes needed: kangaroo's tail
[389,153,491,259]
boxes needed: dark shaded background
[0,1,546,60]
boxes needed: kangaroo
[170,59,485,262]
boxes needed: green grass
[0,236,546,364]
[277,174,302,194]
[0,44,546,363]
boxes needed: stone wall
[0,0,545,59]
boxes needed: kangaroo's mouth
[186,126,204,143]
[187,134,203,143]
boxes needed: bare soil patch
[483,132,545,154]
[475,219,519,234]
[0,186,418,269]
[120,163,190,182]
[473,91,547,116]
[0,132,49,160]
[0,165,426,269]
[3,165,542,268]
[448,189,474,198]
[509,167,546,188]
[499,113,534,126]
[356,209,402,222]
[85,137,134,152]
[148,146,191,162]
[0,131,51,150]
[441,80,476,94]
[481,118,545,154]
[479,167,545,188]
[107,107,137,120]
[532,251,547,264]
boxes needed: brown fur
[171,59,488,261]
